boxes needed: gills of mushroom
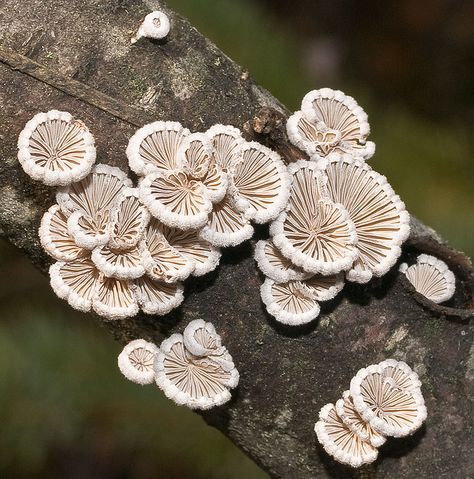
[321,154,411,283]
[205,124,245,173]
[133,276,184,316]
[350,360,427,438]
[270,161,358,275]
[400,254,456,304]
[56,164,132,249]
[118,339,160,385]
[314,403,378,468]
[287,88,375,159]
[17,110,96,186]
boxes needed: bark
[0,1,473,478]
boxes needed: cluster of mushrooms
[118,319,239,410]
[315,359,427,468]
[17,86,457,469]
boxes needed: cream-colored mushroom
[118,339,160,385]
[131,11,171,44]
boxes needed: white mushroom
[205,124,245,172]
[93,276,139,320]
[17,110,96,186]
[131,11,171,44]
[118,339,159,385]
[350,360,427,438]
[270,161,358,275]
[314,403,378,468]
[400,254,455,304]
[287,88,375,159]
[91,245,145,280]
[321,154,410,283]
[133,276,184,316]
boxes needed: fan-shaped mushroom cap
[335,390,386,447]
[400,254,455,304]
[271,161,358,275]
[93,276,139,320]
[131,11,171,43]
[56,164,131,249]
[287,88,375,159]
[261,273,344,325]
[155,333,239,410]
[17,110,96,186]
[205,124,244,172]
[254,239,312,283]
[183,319,224,357]
[177,132,212,180]
[118,339,159,385]
[141,219,194,282]
[126,121,190,176]
[229,142,291,224]
[39,204,86,262]
[200,195,254,247]
[314,403,378,468]
[133,276,184,315]
[350,360,427,438]
[91,245,145,280]
[159,224,221,277]
[322,155,410,283]
[139,170,213,230]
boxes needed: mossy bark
[0,1,473,477]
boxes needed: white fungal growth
[131,11,171,44]
[118,339,160,385]
[314,403,378,468]
[400,254,455,304]
[205,124,245,172]
[17,110,96,186]
[93,276,139,320]
[133,276,184,316]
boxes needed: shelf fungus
[118,339,160,385]
[17,110,96,186]
[260,273,344,325]
[131,11,171,44]
[270,161,358,275]
[400,254,455,304]
[350,359,427,438]
[321,155,410,283]
[287,88,375,159]
[155,320,239,410]
[314,403,378,468]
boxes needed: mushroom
[17,110,96,186]
[56,164,132,250]
[321,154,410,283]
[205,124,245,173]
[131,11,171,44]
[270,161,358,275]
[400,254,455,304]
[260,273,344,325]
[314,403,378,468]
[350,360,427,437]
[133,276,184,315]
[254,239,312,283]
[155,331,239,410]
[287,88,375,159]
[335,390,386,448]
[118,339,159,385]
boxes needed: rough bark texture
[0,1,473,478]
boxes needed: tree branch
[0,1,473,477]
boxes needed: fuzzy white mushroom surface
[17,110,96,186]
[131,11,171,44]
[118,339,160,385]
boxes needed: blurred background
[1,0,472,477]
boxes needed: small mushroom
[183,319,225,358]
[287,88,375,159]
[205,124,245,172]
[350,360,427,438]
[400,254,455,304]
[93,276,139,320]
[270,161,358,275]
[133,276,184,315]
[17,110,96,186]
[314,403,378,468]
[118,339,159,385]
[131,11,171,44]
[321,154,410,283]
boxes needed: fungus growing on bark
[400,254,455,304]
[133,276,184,315]
[321,154,410,283]
[260,273,344,325]
[17,110,96,186]
[270,161,358,275]
[205,124,244,172]
[155,321,239,410]
[131,11,171,44]
[118,339,159,385]
[314,403,378,468]
[287,88,375,159]
[350,360,427,438]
